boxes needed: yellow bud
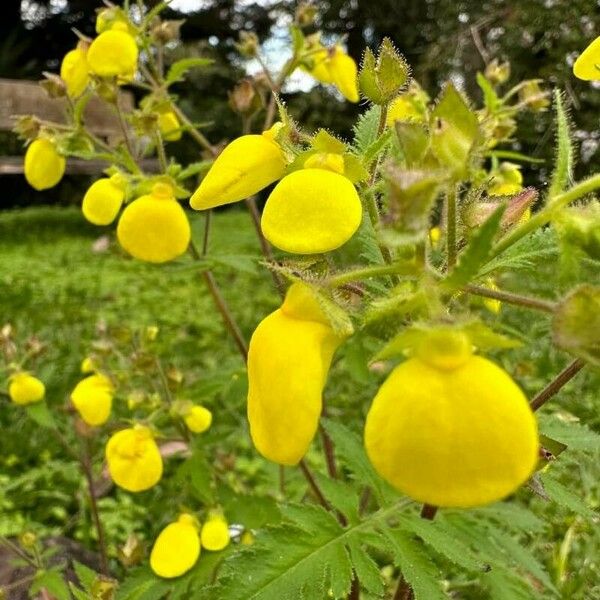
[429,226,441,247]
[24,139,66,191]
[200,514,230,551]
[87,30,138,80]
[105,425,163,492]
[71,374,114,427]
[184,405,212,433]
[488,162,523,197]
[82,176,125,226]
[573,36,600,81]
[386,95,424,125]
[364,354,538,508]
[8,372,45,405]
[247,284,345,465]
[483,279,502,314]
[150,513,200,578]
[328,47,359,103]
[117,187,190,263]
[158,110,182,142]
[81,357,96,374]
[60,47,89,98]
[305,48,333,84]
[190,132,286,210]
[261,169,362,254]
[303,152,345,174]
[240,530,254,545]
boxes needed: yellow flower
[8,373,45,405]
[82,176,126,226]
[189,127,286,210]
[105,425,163,492]
[328,46,359,103]
[200,513,230,551]
[70,374,114,426]
[184,405,213,434]
[87,25,138,80]
[482,279,502,314]
[60,46,89,97]
[573,36,600,81]
[364,330,538,508]
[488,162,523,197]
[429,226,441,247]
[150,514,201,578]
[81,357,96,374]
[24,139,66,191]
[117,183,190,263]
[386,96,423,125]
[305,47,333,84]
[261,168,362,254]
[247,283,346,465]
[158,111,182,142]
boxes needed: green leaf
[362,128,393,168]
[115,569,171,600]
[539,473,597,519]
[539,416,600,452]
[315,473,360,524]
[353,106,382,155]
[26,401,57,429]
[30,568,71,600]
[312,129,347,154]
[385,530,447,600]
[347,538,385,596]
[484,569,540,600]
[177,160,212,181]
[443,204,505,290]
[73,560,97,591]
[487,150,545,164]
[547,89,574,201]
[394,121,430,167]
[166,57,214,84]
[476,72,500,112]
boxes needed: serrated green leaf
[115,569,171,600]
[362,128,393,167]
[539,473,597,519]
[353,106,383,155]
[347,539,385,596]
[476,72,500,112]
[315,473,360,525]
[484,569,539,600]
[444,204,505,289]
[385,530,447,600]
[539,416,600,452]
[166,57,214,84]
[30,568,71,600]
[73,560,97,591]
[547,90,574,202]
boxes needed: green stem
[490,173,600,260]
[446,184,458,271]
[530,358,586,411]
[328,262,417,288]
[154,131,168,172]
[464,284,557,313]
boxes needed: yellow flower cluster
[247,283,346,465]
[364,329,539,508]
[150,512,230,578]
[190,125,362,255]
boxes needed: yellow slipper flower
[87,25,138,80]
[8,372,45,405]
[261,168,362,254]
[24,139,66,191]
[329,46,359,103]
[573,36,600,81]
[247,283,345,465]
[200,513,230,551]
[150,514,201,578]
[82,175,126,226]
[117,183,190,263]
[189,127,286,210]
[70,374,114,427]
[105,425,163,492]
[183,405,213,434]
[60,45,89,98]
[158,110,182,142]
[364,330,539,508]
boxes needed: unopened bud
[484,59,510,85]
[519,80,550,112]
[40,72,67,98]
[228,79,263,115]
[13,115,41,141]
[295,2,317,27]
[236,31,259,58]
[151,19,185,44]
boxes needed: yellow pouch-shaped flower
[261,168,362,254]
[106,425,163,492]
[200,513,230,551]
[117,183,190,263]
[150,514,200,578]
[24,139,66,191]
[82,176,125,225]
[184,405,213,434]
[8,372,45,405]
[328,47,359,103]
[158,111,182,142]
[573,36,600,81]
[87,27,138,80]
[247,283,344,465]
[70,374,114,426]
[306,48,334,84]
[364,332,538,508]
[60,46,89,97]
[189,130,286,210]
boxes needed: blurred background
[2,0,600,207]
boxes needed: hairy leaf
[547,90,574,201]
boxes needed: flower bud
[40,72,67,99]
[157,110,182,142]
[364,332,538,508]
[189,126,286,210]
[484,59,510,85]
[261,168,362,254]
[81,356,97,374]
[295,2,318,27]
[82,175,126,225]
[105,425,163,492]
[60,45,89,98]
[150,514,201,578]
[247,283,346,465]
[328,46,359,103]
[71,374,114,427]
[573,36,600,81]
[88,26,138,81]
[236,31,259,58]
[8,372,45,405]
[487,162,523,196]
[200,513,230,551]
[117,183,191,263]
[184,405,213,434]
[518,80,549,112]
[228,79,263,116]
[151,19,184,44]
[24,138,66,191]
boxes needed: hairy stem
[464,284,557,313]
[445,184,458,271]
[299,459,331,512]
[328,262,417,288]
[530,358,586,411]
